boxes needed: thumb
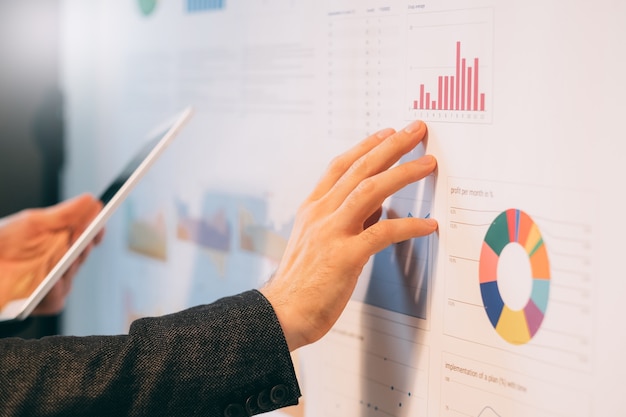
[43,194,103,242]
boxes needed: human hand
[261,120,438,351]
[0,194,104,315]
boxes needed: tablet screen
[0,107,193,321]
[99,135,163,205]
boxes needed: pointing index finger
[306,127,396,202]
[324,120,428,209]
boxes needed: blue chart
[353,147,435,321]
[186,0,225,12]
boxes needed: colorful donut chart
[479,209,550,345]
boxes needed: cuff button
[246,395,260,414]
[257,389,272,410]
[270,384,289,405]
[224,403,246,417]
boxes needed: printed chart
[352,146,435,323]
[186,0,225,12]
[308,146,435,416]
[479,209,550,345]
[406,8,493,123]
[440,352,590,417]
[302,302,431,417]
[326,9,406,142]
[444,177,593,371]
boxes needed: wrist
[259,287,308,352]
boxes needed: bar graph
[406,8,493,123]
[413,41,486,112]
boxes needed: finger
[69,197,103,243]
[339,154,437,232]
[306,127,395,202]
[44,193,98,226]
[46,231,72,269]
[355,216,439,257]
[325,120,427,209]
[34,195,101,244]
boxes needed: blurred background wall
[0,0,63,337]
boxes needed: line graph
[477,406,502,417]
[441,352,590,417]
[353,145,435,321]
[304,302,431,417]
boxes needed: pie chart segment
[479,241,498,284]
[530,278,550,314]
[479,208,551,345]
[484,211,510,256]
[495,305,531,345]
[480,280,504,328]
[525,222,543,257]
[524,299,545,337]
[529,243,550,280]
[517,209,533,247]
[506,209,518,242]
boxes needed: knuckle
[327,154,352,177]
[347,154,370,176]
[354,177,377,196]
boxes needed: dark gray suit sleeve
[0,290,301,417]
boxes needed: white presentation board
[60,1,625,416]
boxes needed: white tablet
[0,106,194,322]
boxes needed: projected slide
[239,208,288,262]
[406,7,493,123]
[444,177,593,370]
[175,191,289,307]
[126,200,168,261]
[176,201,231,252]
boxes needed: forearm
[0,290,300,417]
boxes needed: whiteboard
[60,1,626,415]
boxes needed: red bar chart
[412,41,486,112]
[406,8,493,123]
